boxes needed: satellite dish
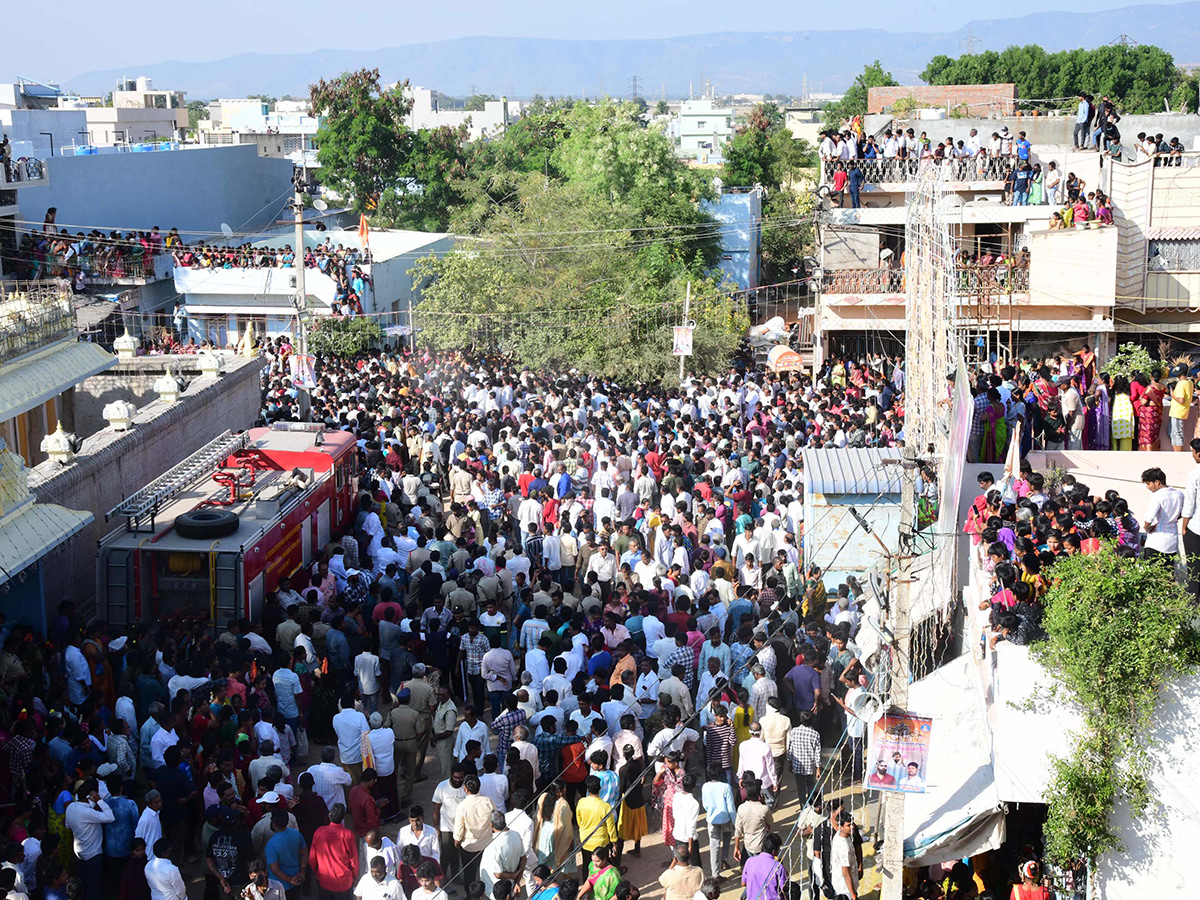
[312,199,328,212]
[220,223,234,238]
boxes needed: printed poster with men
[865,713,933,793]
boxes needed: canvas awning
[0,501,93,586]
[901,652,1007,866]
[0,340,116,424]
[767,344,805,372]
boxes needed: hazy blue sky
[12,0,1192,82]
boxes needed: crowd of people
[9,208,371,322]
[9,333,1150,900]
[963,347,1200,463]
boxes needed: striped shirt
[705,721,736,769]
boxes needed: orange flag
[358,213,370,247]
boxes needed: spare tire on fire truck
[174,509,240,539]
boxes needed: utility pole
[291,170,311,417]
[679,282,691,385]
[880,445,918,900]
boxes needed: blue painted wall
[702,190,762,290]
[19,144,294,239]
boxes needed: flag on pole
[358,213,370,248]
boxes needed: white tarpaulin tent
[900,652,1007,866]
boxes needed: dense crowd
[963,348,1200,464]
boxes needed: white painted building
[676,98,734,157]
[404,86,518,141]
[175,228,454,346]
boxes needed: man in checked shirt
[786,711,823,805]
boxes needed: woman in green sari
[579,844,622,900]
[1029,163,1044,205]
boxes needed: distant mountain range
[64,2,1200,100]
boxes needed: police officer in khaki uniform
[388,688,426,805]
[401,664,437,774]
[430,685,459,780]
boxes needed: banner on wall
[865,712,934,793]
[288,353,318,389]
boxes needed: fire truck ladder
[211,551,241,628]
[106,430,251,533]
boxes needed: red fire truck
[98,423,358,628]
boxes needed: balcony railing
[0,281,75,364]
[821,155,1016,186]
[822,268,904,294]
[3,157,46,185]
[81,252,173,281]
[822,264,1029,295]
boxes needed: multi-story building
[676,98,734,158]
[1107,152,1200,346]
[173,228,454,345]
[200,99,321,171]
[812,127,1120,365]
[404,87,519,141]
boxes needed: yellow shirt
[576,795,616,850]
[1170,377,1193,420]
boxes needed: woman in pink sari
[651,751,685,849]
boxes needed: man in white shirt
[478,812,524,900]
[135,792,163,859]
[1181,439,1200,602]
[144,840,187,900]
[306,747,353,812]
[354,647,383,715]
[63,643,92,706]
[332,694,370,781]
[1142,466,1184,561]
[354,857,404,900]
[830,812,860,900]
[149,714,179,769]
[453,707,489,762]
[63,781,113,899]
[397,806,440,861]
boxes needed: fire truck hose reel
[174,509,241,539]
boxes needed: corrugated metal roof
[1146,227,1200,240]
[0,501,92,585]
[802,448,903,496]
[0,341,116,424]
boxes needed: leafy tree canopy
[921,43,1185,114]
[310,69,414,213]
[823,61,898,127]
[1034,545,1200,867]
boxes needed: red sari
[1137,382,1165,450]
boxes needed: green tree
[187,99,210,132]
[1034,546,1200,868]
[823,61,898,127]
[406,101,738,381]
[921,43,1186,115]
[309,69,413,212]
[724,126,776,187]
[306,316,383,357]
[375,124,472,232]
[655,99,669,116]
[760,189,814,283]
